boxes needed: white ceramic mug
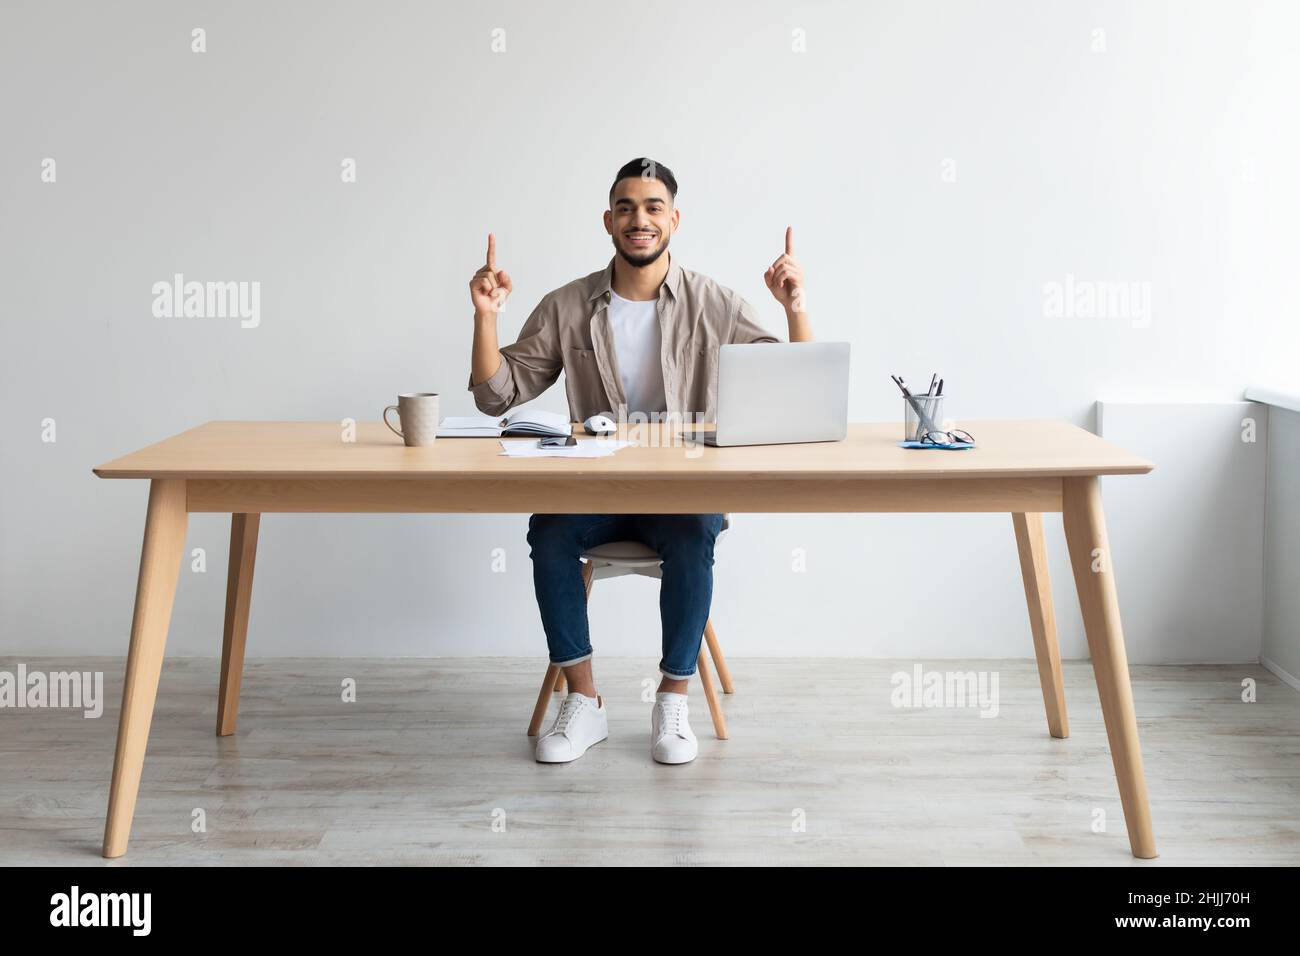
[383,393,439,447]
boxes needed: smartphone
[538,435,577,448]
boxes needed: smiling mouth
[625,231,658,245]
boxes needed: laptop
[681,342,850,447]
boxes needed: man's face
[605,177,679,267]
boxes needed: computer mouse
[583,415,618,435]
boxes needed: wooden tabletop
[91,420,1153,481]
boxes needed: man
[467,157,812,765]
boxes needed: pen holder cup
[903,395,945,442]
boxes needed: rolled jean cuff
[660,664,696,679]
[552,651,593,668]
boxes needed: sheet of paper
[498,438,634,458]
[440,415,503,429]
[438,414,504,437]
[437,426,503,437]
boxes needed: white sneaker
[651,691,698,764]
[535,692,608,763]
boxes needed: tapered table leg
[217,513,260,736]
[102,479,188,858]
[1012,512,1069,738]
[1062,476,1157,859]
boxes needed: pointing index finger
[784,226,794,257]
[487,233,497,271]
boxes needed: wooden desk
[92,419,1157,858]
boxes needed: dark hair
[609,157,678,205]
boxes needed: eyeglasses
[919,427,975,446]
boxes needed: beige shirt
[468,253,780,422]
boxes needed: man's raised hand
[470,233,513,316]
[763,226,806,314]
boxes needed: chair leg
[702,618,734,694]
[697,650,728,739]
[528,664,563,736]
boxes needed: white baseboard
[1261,656,1300,694]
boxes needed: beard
[614,231,670,268]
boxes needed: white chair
[527,516,735,739]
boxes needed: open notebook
[438,408,572,438]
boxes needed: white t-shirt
[607,290,667,416]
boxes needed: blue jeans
[526,514,725,678]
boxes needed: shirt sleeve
[730,294,782,345]
[467,294,564,416]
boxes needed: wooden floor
[2,657,1296,866]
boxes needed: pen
[891,375,940,435]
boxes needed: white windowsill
[1244,386,1300,415]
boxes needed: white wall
[3,1,1298,661]
[1099,401,1267,663]
[1260,403,1300,686]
